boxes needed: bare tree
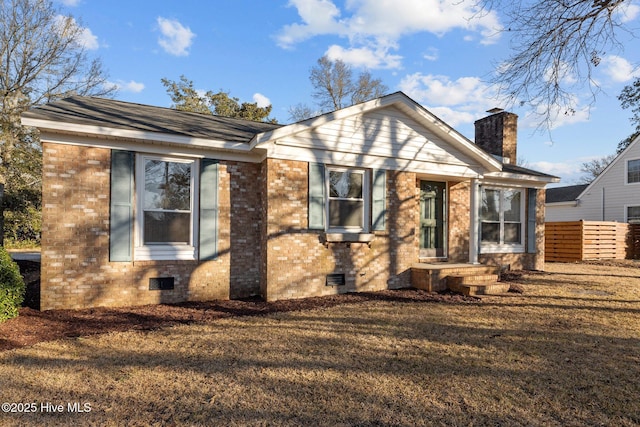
[578,154,616,184]
[290,56,388,122]
[1,0,115,244]
[483,0,631,128]
[287,103,319,123]
[618,77,640,153]
[1,0,114,163]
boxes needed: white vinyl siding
[269,107,484,177]
[545,203,582,222]
[547,139,640,223]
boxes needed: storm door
[419,181,447,258]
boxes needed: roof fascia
[21,117,251,152]
[546,201,578,207]
[36,130,265,163]
[484,170,561,187]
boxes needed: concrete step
[447,274,499,286]
[411,263,501,292]
[448,281,510,296]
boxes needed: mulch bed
[0,260,478,352]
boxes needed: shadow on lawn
[1,300,638,426]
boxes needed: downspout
[469,178,480,264]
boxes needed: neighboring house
[545,184,589,222]
[22,92,558,310]
[546,135,640,223]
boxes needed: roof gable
[252,92,502,172]
[573,133,640,199]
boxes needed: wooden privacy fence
[545,221,638,262]
[631,224,640,259]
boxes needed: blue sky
[57,0,640,185]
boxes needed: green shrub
[0,246,25,322]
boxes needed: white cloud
[529,160,582,182]
[532,151,619,184]
[399,72,503,126]
[400,73,494,106]
[399,71,595,132]
[253,93,271,108]
[425,106,476,128]
[109,80,145,93]
[423,47,439,62]
[77,26,99,50]
[601,55,640,83]
[55,15,99,50]
[276,0,502,68]
[616,1,640,23]
[520,99,591,130]
[59,0,81,6]
[325,44,402,69]
[277,0,346,48]
[157,17,195,56]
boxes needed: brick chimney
[474,109,518,164]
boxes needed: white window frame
[134,154,199,261]
[479,186,525,254]
[325,166,370,233]
[626,205,640,224]
[626,158,640,185]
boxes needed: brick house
[22,92,558,310]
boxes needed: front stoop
[447,274,510,296]
[411,263,509,295]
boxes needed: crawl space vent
[149,277,175,290]
[326,273,345,287]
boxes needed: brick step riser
[435,268,500,277]
[449,283,510,296]
[447,274,500,286]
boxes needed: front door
[419,181,447,258]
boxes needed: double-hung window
[135,155,198,260]
[480,187,524,252]
[627,206,640,224]
[327,167,369,232]
[627,159,640,184]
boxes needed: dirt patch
[1,260,478,352]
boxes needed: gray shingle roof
[545,184,589,203]
[502,163,558,179]
[22,96,281,144]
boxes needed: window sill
[322,233,375,243]
[134,245,197,261]
[479,244,525,254]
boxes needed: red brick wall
[40,143,545,310]
[226,161,263,298]
[261,159,418,301]
[40,143,247,310]
[447,181,471,263]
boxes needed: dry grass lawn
[0,262,639,426]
